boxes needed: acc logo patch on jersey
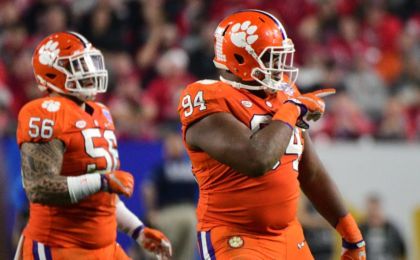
[241,100,253,108]
[75,120,87,129]
[228,236,244,248]
[42,100,61,112]
[102,109,113,124]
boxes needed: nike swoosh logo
[297,240,306,249]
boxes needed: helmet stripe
[66,31,90,47]
[246,9,288,39]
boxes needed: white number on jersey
[250,114,271,133]
[182,91,207,117]
[285,128,303,171]
[28,117,54,139]
[82,128,119,173]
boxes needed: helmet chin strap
[219,75,265,90]
[36,76,96,102]
[250,68,295,94]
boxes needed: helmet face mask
[251,41,298,93]
[213,10,298,93]
[57,49,108,99]
[33,32,108,101]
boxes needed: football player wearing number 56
[15,32,172,260]
[178,10,366,260]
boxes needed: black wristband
[131,225,144,240]
[285,99,308,118]
[100,174,108,192]
[342,239,366,250]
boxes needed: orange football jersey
[178,80,304,235]
[17,96,119,248]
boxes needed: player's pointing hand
[312,88,336,98]
[286,88,336,129]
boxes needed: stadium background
[0,0,419,259]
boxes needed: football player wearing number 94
[15,32,172,259]
[178,10,366,260]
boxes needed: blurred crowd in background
[0,0,419,141]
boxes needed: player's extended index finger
[161,240,172,256]
[313,88,336,98]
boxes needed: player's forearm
[21,140,71,205]
[244,101,304,176]
[21,140,103,205]
[298,132,347,226]
[24,175,72,205]
[299,169,347,226]
[116,199,173,258]
[299,133,366,256]
[245,102,301,176]
[209,120,293,177]
[248,120,293,175]
[116,199,143,236]
[25,173,104,205]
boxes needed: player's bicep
[20,139,65,193]
[186,112,257,173]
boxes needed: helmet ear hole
[234,54,245,64]
[46,73,56,79]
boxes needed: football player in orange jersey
[178,10,366,260]
[14,32,172,260]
